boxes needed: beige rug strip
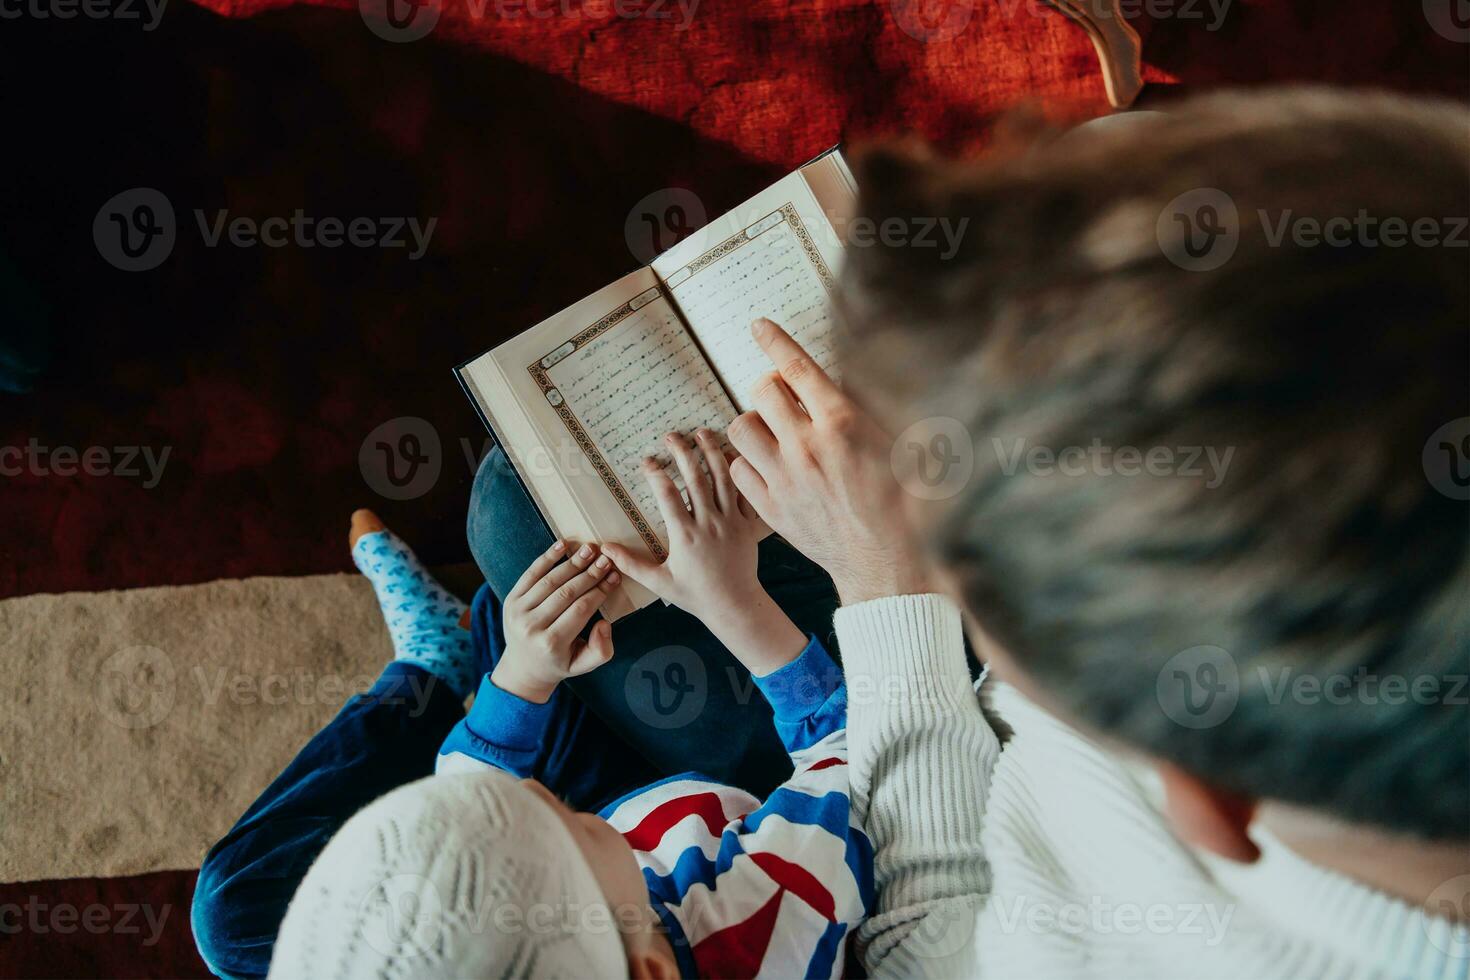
[1,574,409,884]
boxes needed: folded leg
[467,446,841,798]
[190,664,464,979]
[192,515,478,979]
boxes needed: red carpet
[0,873,203,979]
[4,1,1464,604]
[1,0,1464,976]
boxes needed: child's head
[268,770,679,979]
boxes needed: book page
[457,154,856,618]
[473,268,736,582]
[651,164,849,411]
[538,294,737,556]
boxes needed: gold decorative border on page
[663,203,835,292]
[527,289,667,561]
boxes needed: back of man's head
[840,87,1469,841]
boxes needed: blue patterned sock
[352,529,477,700]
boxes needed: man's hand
[726,318,929,605]
[493,540,620,703]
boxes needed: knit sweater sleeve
[834,593,1001,978]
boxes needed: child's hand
[606,430,761,618]
[605,429,806,676]
[492,541,620,703]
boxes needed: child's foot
[348,508,387,549]
[350,508,477,699]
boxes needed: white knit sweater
[835,594,1465,980]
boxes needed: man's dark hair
[839,87,1469,840]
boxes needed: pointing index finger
[751,318,845,417]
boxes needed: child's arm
[604,428,810,676]
[607,428,848,755]
[838,594,1001,978]
[436,540,619,775]
[607,431,872,974]
[603,424,851,779]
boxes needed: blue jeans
[191,447,838,978]
[464,446,842,794]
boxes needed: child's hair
[268,771,629,977]
[839,86,1470,840]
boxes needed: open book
[456,148,856,620]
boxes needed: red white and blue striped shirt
[438,636,875,978]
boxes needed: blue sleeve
[753,635,847,755]
[435,673,552,776]
[735,639,874,965]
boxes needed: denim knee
[191,853,265,980]
[466,445,553,598]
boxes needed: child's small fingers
[531,552,613,625]
[666,432,714,518]
[643,457,692,531]
[697,429,738,514]
[544,573,615,642]
[508,539,568,600]
[518,542,598,609]
[567,621,615,676]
